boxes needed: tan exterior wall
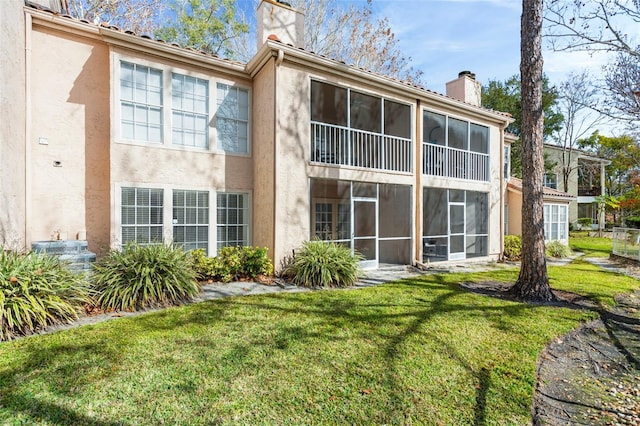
[421,104,505,261]
[251,59,277,260]
[272,63,313,262]
[506,189,523,236]
[0,1,27,249]
[29,24,111,254]
[108,49,254,252]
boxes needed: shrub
[503,235,522,261]
[625,216,640,229]
[283,240,362,288]
[0,251,92,341]
[190,246,273,282]
[577,217,593,229]
[93,244,199,311]
[241,246,274,278]
[545,241,572,258]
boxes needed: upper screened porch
[308,81,492,182]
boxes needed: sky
[370,0,612,93]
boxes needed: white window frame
[171,73,209,149]
[115,183,222,256]
[311,198,351,243]
[119,61,164,144]
[112,53,251,154]
[216,192,251,249]
[543,203,569,243]
[543,173,558,190]
[120,186,165,246]
[215,83,250,155]
[172,189,210,252]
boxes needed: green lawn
[569,232,613,258]
[1,262,637,425]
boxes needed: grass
[569,231,613,258]
[0,261,637,425]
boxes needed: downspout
[499,125,506,262]
[272,49,283,260]
[24,11,32,248]
[414,99,422,266]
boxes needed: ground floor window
[422,188,488,262]
[310,179,412,266]
[173,190,209,252]
[544,203,568,242]
[121,187,164,246]
[216,192,249,249]
[119,186,248,254]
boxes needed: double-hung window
[216,193,249,248]
[173,190,209,251]
[120,62,163,143]
[121,187,164,245]
[543,173,558,189]
[120,187,251,253]
[171,74,209,148]
[216,83,249,154]
[543,204,568,242]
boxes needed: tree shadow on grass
[0,274,579,424]
[0,340,126,425]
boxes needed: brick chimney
[446,71,482,107]
[257,0,304,50]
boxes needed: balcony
[578,185,602,197]
[310,122,412,173]
[422,143,489,182]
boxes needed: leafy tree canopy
[155,0,248,57]
[481,74,564,177]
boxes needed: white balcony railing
[311,122,412,173]
[422,143,489,182]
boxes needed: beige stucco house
[542,144,610,230]
[505,177,575,244]
[1,0,514,268]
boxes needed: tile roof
[24,1,244,67]
[23,0,513,119]
[507,177,576,200]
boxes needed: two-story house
[0,0,513,269]
[542,144,610,230]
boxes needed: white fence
[612,227,640,261]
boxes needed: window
[120,62,163,143]
[172,74,209,148]
[121,187,164,246]
[504,145,510,179]
[543,173,558,189]
[173,190,209,251]
[544,204,568,242]
[217,193,249,248]
[216,84,249,153]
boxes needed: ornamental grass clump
[0,250,92,341]
[284,240,362,288]
[92,243,199,311]
[546,241,572,258]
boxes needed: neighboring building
[543,144,610,229]
[0,0,514,268]
[505,177,575,244]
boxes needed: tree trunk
[509,0,556,302]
